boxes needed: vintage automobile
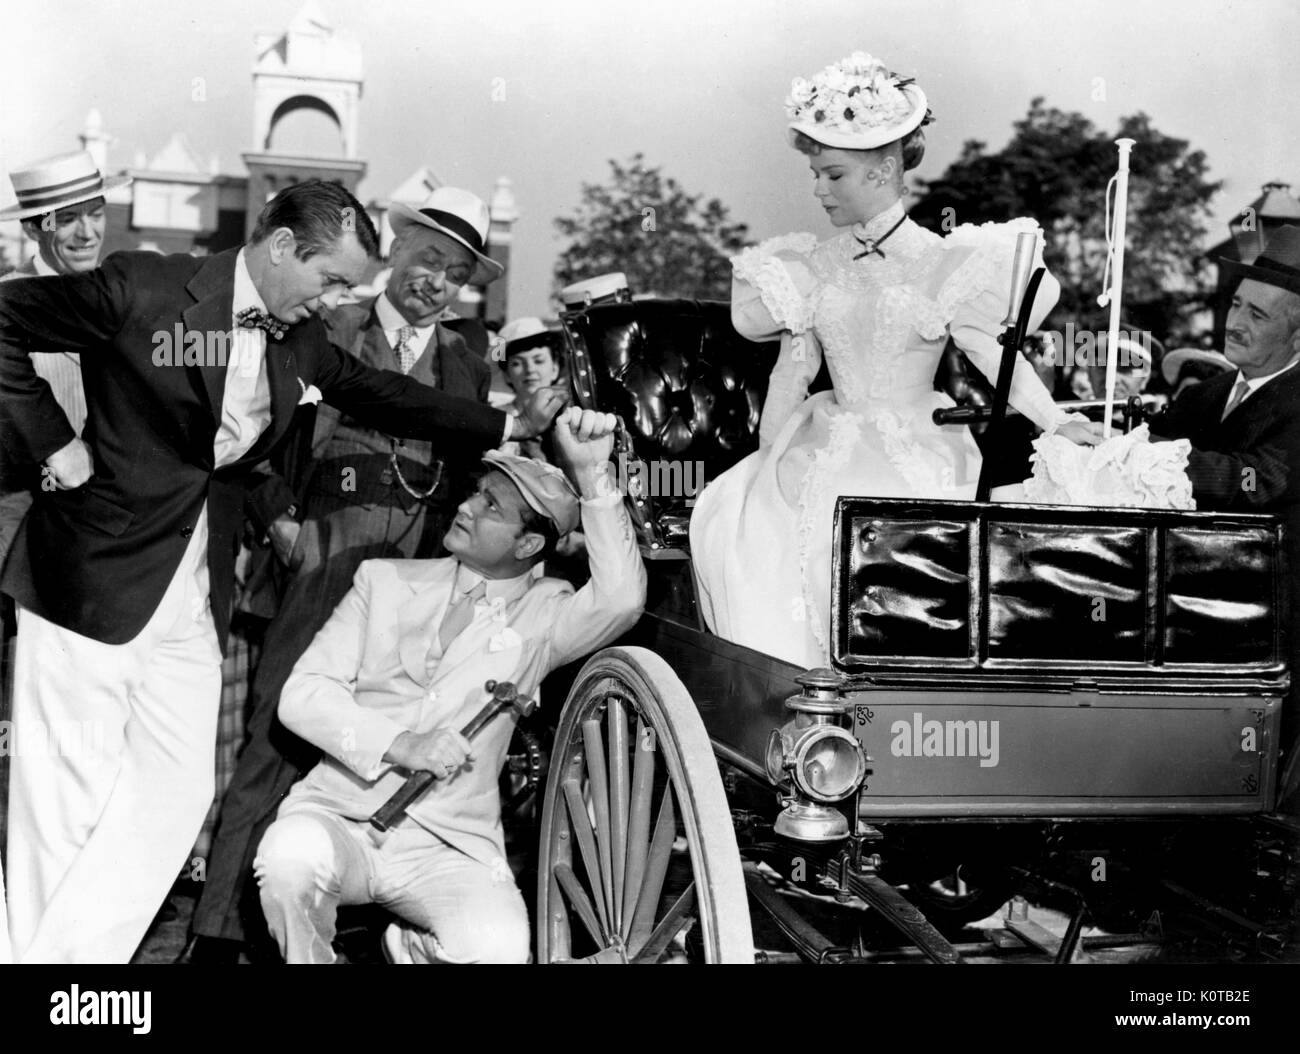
[485,291,1298,966]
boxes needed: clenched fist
[384,728,475,780]
[552,407,620,499]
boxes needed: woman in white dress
[691,52,1099,668]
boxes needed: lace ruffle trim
[1023,424,1196,509]
[929,218,1044,337]
[795,410,862,657]
[732,233,819,335]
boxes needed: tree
[553,154,752,301]
[910,99,1222,344]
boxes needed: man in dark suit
[1148,224,1300,809]
[185,188,504,960]
[0,178,558,963]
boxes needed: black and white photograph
[0,0,1296,1020]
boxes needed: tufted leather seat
[561,300,778,548]
[560,299,1027,547]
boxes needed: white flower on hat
[785,51,928,148]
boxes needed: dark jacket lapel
[434,324,472,394]
[360,305,395,370]
[181,249,239,419]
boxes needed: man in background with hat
[0,149,129,574]
[1147,224,1300,810]
[254,406,645,963]
[0,178,561,963]
[0,149,131,906]
[183,187,504,961]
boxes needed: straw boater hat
[388,187,504,287]
[559,273,630,310]
[1,149,131,221]
[785,51,932,150]
[1161,348,1232,386]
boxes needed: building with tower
[0,2,514,324]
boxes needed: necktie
[437,579,488,653]
[395,326,418,375]
[1220,378,1251,422]
[235,306,288,341]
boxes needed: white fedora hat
[388,187,504,286]
[1,149,131,221]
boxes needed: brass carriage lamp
[765,669,867,842]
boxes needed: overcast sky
[2,0,1296,318]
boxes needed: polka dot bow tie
[236,306,289,341]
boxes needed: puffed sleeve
[730,233,820,340]
[937,220,1080,435]
[730,233,824,444]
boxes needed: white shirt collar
[233,247,269,320]
[452,561,535,605]
[1234,353,1300,395]
[376,292,437,336]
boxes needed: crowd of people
[2,47,1299,965]
[0,159,641,964]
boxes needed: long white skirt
[691,390,982,669]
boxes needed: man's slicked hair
[249,179,380,260]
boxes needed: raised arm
[546,408,647,668]
[313,342,564,449]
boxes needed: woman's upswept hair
[792,127,926,172]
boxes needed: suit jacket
[305,298,492,512]
[0,248,508,650]
[1148,366,1300,683]
[276,493,646,869]
[1146,366,1300,516]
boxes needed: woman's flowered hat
[786,52,931,150]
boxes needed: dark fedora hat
[1220,224,1300,297]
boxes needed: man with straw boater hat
[183,187,507,962]
[0,177,563,963]
[0,150,130,571]
[0,151,132,963]
[1148,225,1300,810]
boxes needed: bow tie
[852,213,908,261]
[236,306,289,341]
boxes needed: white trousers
[255,804,530,965]
[4,525,222,963]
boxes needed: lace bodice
[731,202,1071,440]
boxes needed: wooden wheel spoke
[620,716,656,937]
[561,778,611,936]
[553,862,608,947]
[630,884,696,964]
[607,696,630,933]
[538,647,754,964]
[627,783,677,952]
[579,718,616,927]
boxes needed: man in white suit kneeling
[254,407,646,963]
